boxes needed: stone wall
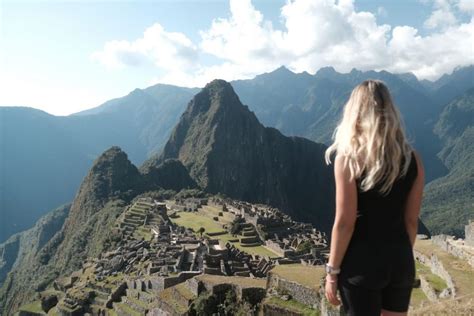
[465,221,474,247]
[266,272,321,308]
[431,234,474,267]
[413,250,456,297]
[265,240,289,257]
[262,302,307,316]
[137,271,202,292]
[163,271,202,289]
[419,275,438,302]
[106,282,127,308]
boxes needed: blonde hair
[324,79,413,195]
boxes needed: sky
[0,0,473,116]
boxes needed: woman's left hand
[325,274,341,306]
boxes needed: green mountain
[0,146,196,314]
[144,79,335,229]
[422,88,474,235]
[1,65,473,247]
[0,204,70,287]
[234,66,448,183]
[0,85,196,244]
[0,77,456,314]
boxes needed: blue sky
[0,0,472,115]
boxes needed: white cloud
[424,0,458,29]
[93,0,474,85]
[91,23,198,71]
[458,0,474,13]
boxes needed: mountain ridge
[144,79,335,228]
[1,65,473,246]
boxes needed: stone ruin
[172,197,209,212]
[39,196,331,315]
[211,196,329,265]
[466,220,474,247]
[201,241,273,278]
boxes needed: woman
[323,79,425,316]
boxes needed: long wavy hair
[324,79,413,195]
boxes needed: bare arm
[328,154,357,269]
[325,154,357,305]
[404,150,425,247]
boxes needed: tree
[198,227,205,237]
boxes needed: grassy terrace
[409,287,428,308]
[195,274,266,288]
[263,296,320,316]
[168,202,280,257]
[16,300,44,314]
[414,239,474,298]
[415,261,447,293]
[269,264,326,290]
[157,286,189,315]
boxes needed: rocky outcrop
[143,158,198,192]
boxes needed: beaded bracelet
[326,277,338,283]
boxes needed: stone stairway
[239,224,262,247]
[115,199,157,239]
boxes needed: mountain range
[1,79,336,314]
[1,66,472,313]
[0,65,472,245]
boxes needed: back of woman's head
[325,79,413,195]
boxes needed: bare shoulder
[333,154,353,181]
[334,154,347,172]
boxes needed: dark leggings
[337,241,415,315]
[338,278,413,316]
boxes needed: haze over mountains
[0,65,472,313]
[1,65,473,246]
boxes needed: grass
[158,287,189,314]
[17,300,44,314]
[409,288,428,308]
[415,261,448,293]
[133,226,153,241]
[175,283,197,301]
[409,239,474,314]
[414,239,474,298]
[264,296,320,316]
[114,302,142,316]
[269,264,326,290]
[169,204,280,257]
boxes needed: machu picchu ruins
[14,195,474,315]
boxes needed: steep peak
[272,65,293,74]
[187,79,243,116]
[70,146,142,217]
[254,65,295,82]
[96,145,126,160]
[315,66,337,76]
[204,78,233,90]
[141,78,261,174]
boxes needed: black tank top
[350,151,418,244]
